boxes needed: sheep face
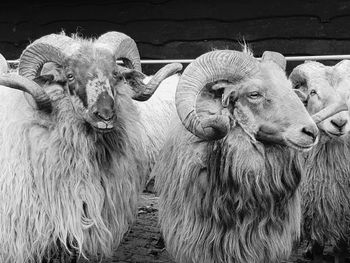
[61,46,138,133]
[32,48,135,133]
[15,32,182,135]
[238,61,318,150]
[176,50,319,151]
[290,61,350,138]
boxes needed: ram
[0,32,181,263]
[290,60,350,263]
[152,49,330,263]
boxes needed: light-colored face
[237,61,318,149]
[290,61,350,138]
[197,61,319,150]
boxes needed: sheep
[290,60,350,263]
[151,49,329,263]
[0,31,182,263]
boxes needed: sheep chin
[284,137,316,152]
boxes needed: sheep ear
[33,74,55,86]
[262,51,286,71]
[211,82,238,107]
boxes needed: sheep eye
[303,99,308,107]
[247,91,262,100]
[293,81,306,89]
[294,83,301,89]
[113,71,123,81]
[67,73,74,82]
[310,89,317,96]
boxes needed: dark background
[0,0,349,74]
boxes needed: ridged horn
[0,73,52,113]
[17,34,75,112]
[19,33,74,79]
[312,100,348,124]
[175,50,258,140]
[96,31,141,71]
[132,62,183,101]
[0,53,8,73]
[261,51,286,71]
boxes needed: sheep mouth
[256,125,285,145]
[326,131,344,137]
[285,138,314,151]
[256,130,285,145]
[91,122,115,133]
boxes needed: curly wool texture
[155,121,303,263]
[0,85,150,262]
[300,134,350,245]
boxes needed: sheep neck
[301,133,350,244]
[192,128,302,262]
[21,97,145,259]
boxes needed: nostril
[331,119,347,129]
[94,109,114,121]
[301,125,318,141]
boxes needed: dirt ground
[88,193,350,263]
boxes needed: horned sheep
[290,60,350,263]
[152,49,331,263]
[0,31,181,262]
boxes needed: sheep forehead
[331,60,350,85]
[295,62,334,93]
[86,69,113,106]
[71,44,115,64]
[258,62,291,96]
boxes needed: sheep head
[175,50,319,151]
[290,60,350,138]
[0,32,182,133]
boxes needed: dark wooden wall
[1,0,350,73]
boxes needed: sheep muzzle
[85,76,116,132]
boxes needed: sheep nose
[94,108,114,121]
[330,118,347,130]
[301,124,319,142]
[94,92,115,121]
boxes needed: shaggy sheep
[290,60,350,263]
[152,49,325,263]
[0,31,181,263]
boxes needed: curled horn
[130,62,183,101]
[261,51,286,70]
[97,31,183,101]
[175,50,258,140]
[312,100,348,124]
[96,31,142,71]
[19,34,74,79]
[16,34,74,112]
[0,73,52,113]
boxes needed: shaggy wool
[155,118,303,263]
[300,133,350,246]
[0,74,178,262]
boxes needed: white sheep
[0,31,181,263]
[152,49,325,263]
[290,60,350,263]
